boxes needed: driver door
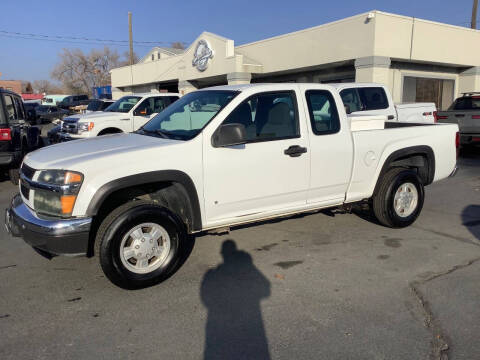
[133,97,168,130]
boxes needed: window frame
[305,89,341,136]
[4,95,18,122]
[220,90,301,144]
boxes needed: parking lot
[0,148,478,360]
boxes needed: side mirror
[212,123,247,147]
[344,105,351,114]
[136,108,150,116]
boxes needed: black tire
[8,167,20,185]
[96,200,188,289]
[372,168,424,228]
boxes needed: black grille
[62,119,78,134]
[20,183,29,199]
[21,164,35,180]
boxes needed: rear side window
[305,90,340,135]
[4,95,17,121]
[222,91,299,142]
[14,97,25,120]
[358,87,389,110]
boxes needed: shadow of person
[462,205,480,241]
[201,240,271,360]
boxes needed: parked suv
[0,89,42,183]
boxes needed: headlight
[33,170,83,217]
[78,122,94,132]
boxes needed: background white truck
[59,93,179,139]
[336,83,437,123]
[6,83,458,289]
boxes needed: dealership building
[110,10,480,110]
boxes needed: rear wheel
[96,200,188,289]
[372,168,424,228]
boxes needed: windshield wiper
[155,129,170,139]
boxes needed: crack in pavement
[412,225,480,247]
[409,257,480,360]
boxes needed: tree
[118,50,139,66]
[32,80,64,94]
[171,42,185,50]
[51,46,122,95]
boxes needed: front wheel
[372,168,424,228]
[96,201,188,289]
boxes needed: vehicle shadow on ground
[200,239,271,360]
[462,205,480,242]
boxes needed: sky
[0,0,477,82]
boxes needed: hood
[64,111,125,122]
[24,133,182,169]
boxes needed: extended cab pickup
[336,83,437,123]
[6,83,458,289]
[59,93,179,139]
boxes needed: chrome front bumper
[5,194,92,257]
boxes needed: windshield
[140,90,238,140]
[105,96,141,113]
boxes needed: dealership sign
[192,40,214,72]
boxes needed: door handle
[387,115,395,120]
[284,145,307,157]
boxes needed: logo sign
[192,40,214,72]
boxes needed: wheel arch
[86,170,202,232]
[375,145,435,193]
[97,127,123,136]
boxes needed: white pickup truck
[336,83,437,123]
[59,93,179,139]
[6,83,458,289]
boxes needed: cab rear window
[340,87,389,112]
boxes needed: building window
[157,52,161,60]
[402,76,455,110]
[151,54,154,61]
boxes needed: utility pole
[128,12,134,65]
[472,0,478,29]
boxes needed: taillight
[0,128,11,141]
[472,115,480,119]
[455,131,460,157]
[433,111,437,122]
[437,115,448,120]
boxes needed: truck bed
[346,122,458,203]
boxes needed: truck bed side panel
[345,123,458,202]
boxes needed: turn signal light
[60,195,77,215]
[64,171,83,184]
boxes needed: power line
[0,33,154,48]
[0,29,188,46]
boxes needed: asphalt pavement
[0,147,479,360]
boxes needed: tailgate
[437,111,480,134]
